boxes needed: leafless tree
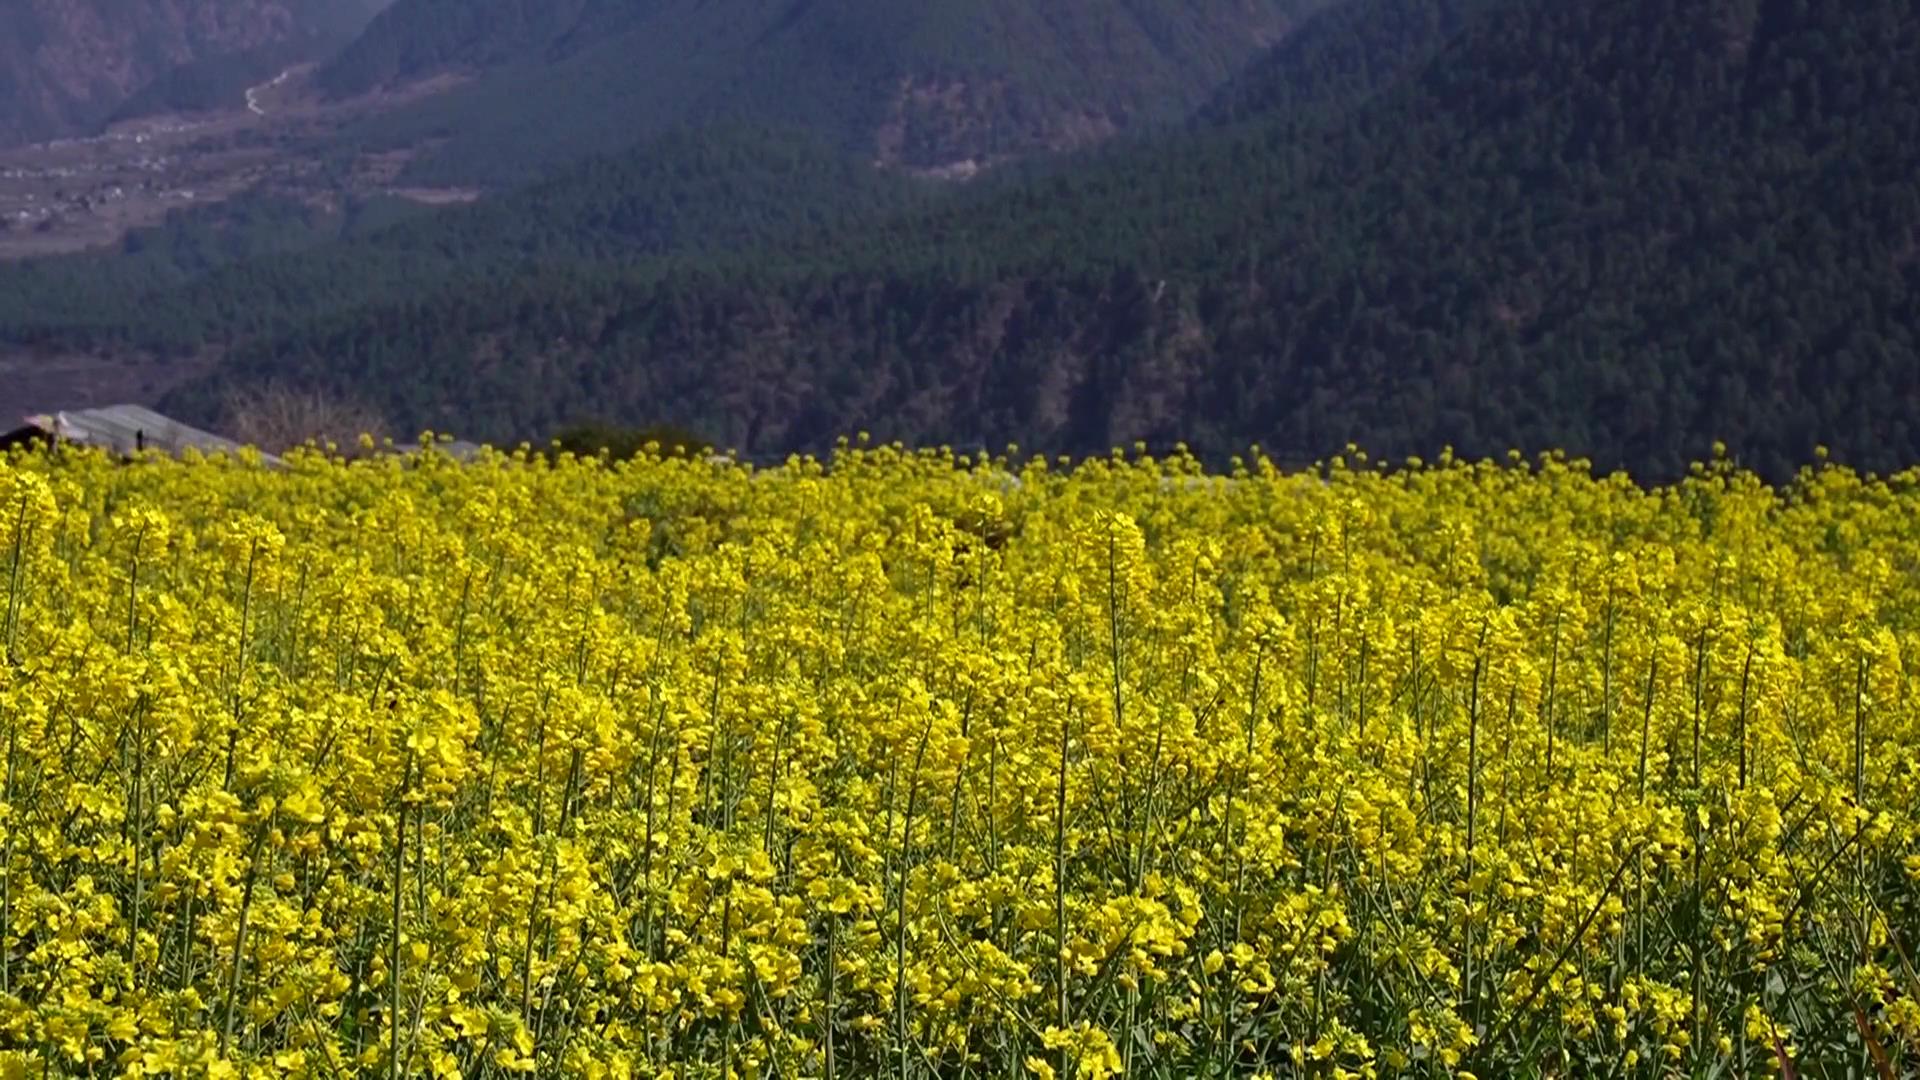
[220,382,389,455]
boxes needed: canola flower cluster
[0,438,1916,1079]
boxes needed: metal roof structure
[15,405,281,464]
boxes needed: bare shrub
[220,382,388,454]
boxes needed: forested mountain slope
[0,128,925,346]
[314,0,1329,184]
[0,0,386,145]
[5,0,1916,483]
[159,0,1919,481]
[0,0,1460,348]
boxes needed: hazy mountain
[316,0,1331,184]
[0,0,388,146]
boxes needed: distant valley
[0,0,1318,258]
[0,63,472,260]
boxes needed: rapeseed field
[0,440,1915,1078]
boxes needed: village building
[0,404,282,464]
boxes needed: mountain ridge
[0,0,388,146]
[314,0,1328,185]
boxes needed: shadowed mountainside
[173,0,1920,480]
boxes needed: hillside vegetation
[181,0,1920,480]
[0,128,926,346]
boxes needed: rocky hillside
[0,0,387,146]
